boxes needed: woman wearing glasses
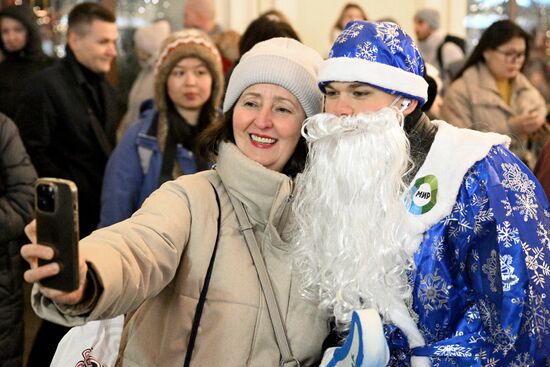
[441,19,548,169]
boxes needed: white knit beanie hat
[223,37,323,117]
[414,8,440,30]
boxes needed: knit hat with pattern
[154,29,224,146]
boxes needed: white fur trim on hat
[223,37,323,118]
[318,57,429,104]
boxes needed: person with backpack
[413,8,465,93]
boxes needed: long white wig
[291,108,419,331]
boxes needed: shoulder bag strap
[226,193,299,367]
[159,129,178,186]
[87,107,113,157]
[183,182,221,367]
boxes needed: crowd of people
[0,1,549,366]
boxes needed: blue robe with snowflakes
[385,122,550,366]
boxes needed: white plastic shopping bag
[50,315,124,367]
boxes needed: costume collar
[406,120,510,235]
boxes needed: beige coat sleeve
[31,179,195,326]
[440,79,473,129]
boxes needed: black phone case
[36,178,80,292]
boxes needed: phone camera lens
[37,184,55,212]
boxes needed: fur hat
[414,8,440,30]
[134,20,171,56]
[319,20,428,106]
[154,29,224,146]
[223,37,323,117]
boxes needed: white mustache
[301,108,404,142]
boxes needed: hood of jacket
[0,6,45,60]
[215,141,295,239]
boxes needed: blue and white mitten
[320,309,389,367]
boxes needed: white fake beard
[292,108,418,331]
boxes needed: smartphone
[35,178,80,292]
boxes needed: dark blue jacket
[99,106,200,228]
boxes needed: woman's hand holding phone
[509,110,545,134]
[21,219,88,305]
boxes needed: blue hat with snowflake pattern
[319,20,428,106]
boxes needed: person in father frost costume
[292,20,550,367]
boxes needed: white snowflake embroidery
[501,197,513,217]
[355,41,377,61]
[336,23,364,44]
[537,222,549,251]
[474,207,493,235]
[484,357,500,367]
[471,193,488,208]
[470,249,479,273]
[409,39,424,73]
[452,202,468,218]
[460,219,473,232]
[433,345,472,357]
[374,22,402,53]
[448,225,460,239]
[432,237,445,261]
[515,286,550,346]
[497,221,520,248]
[405,54,418,72]
[514,193,539,221]
[500,254,519,291]
[501,163,536,195]
[478,299,516,354]
[500,163,540,221]
[482,250,499,292]
[468,333,486,345]
[510,352,533,367]
[496,145,509,156]
[418,268,450,314]
[464,167,480,190]
[465,307,479,324]
[419,321,450,344]
[522,241,550,288]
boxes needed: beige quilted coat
[32,142,329,366]
[441,63,547,168]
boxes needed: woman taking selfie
[21,37,328,366]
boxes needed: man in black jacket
[15,2,118,238]
[14,3,118,365]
